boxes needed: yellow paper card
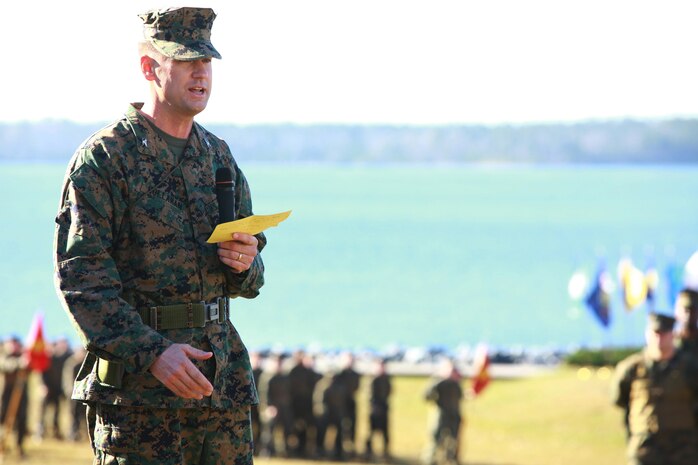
[206,210,292,243]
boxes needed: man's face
[152,56,213,119]
[674,295,697,331]
[3,338,21,355]
[645,328,674,358]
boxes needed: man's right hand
[149,344,214,399]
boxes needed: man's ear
[141,55,157,81]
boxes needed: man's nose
[192,60,210,76]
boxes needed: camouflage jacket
[425,378,463,414]
[53,103,265,409]
[611,350,698,434]
[370,373,392,406]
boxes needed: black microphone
[215,167,235,223]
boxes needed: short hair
[138,40,164,60]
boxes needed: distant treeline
[1,118,697,164]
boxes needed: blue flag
[585,266,611,328]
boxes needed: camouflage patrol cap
[139,7,222,61]
[647,312,675,332]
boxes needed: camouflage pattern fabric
[91,403,252,465]
[288,360,322,455]
[316,374,347,459]
[370,373,392,408]
[258,370,293,455]
[424,378,464,465]
[139,7,222,60]
[675,289,698,443]
[425,378,463,415]
[1,351,29,454]
[337,366,360,450]
[612,350,698,465]
[366,373,392,456]
[54,103,265,409]
[627,431,698,465]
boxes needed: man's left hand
[217,233,258,273]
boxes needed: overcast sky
[2,0,696,125]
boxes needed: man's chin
[186,105,208,118]
[185,97,210,115]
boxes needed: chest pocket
[133,190,185,238]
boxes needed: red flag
[25,313,51,372]
[471,344,491,396]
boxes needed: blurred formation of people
[239,351,399,462]
[258,354,293,457]
[423,359,465,465]
[0,335,88,461]
[611,311,698,465]
[0,335,30,458]
[35,336,72,441]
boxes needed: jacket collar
[125,103,211,166]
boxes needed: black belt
[138,297,229,330]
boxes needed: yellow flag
[623,265,647,311]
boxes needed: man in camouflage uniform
[315,371,348,460]
[364,358,392,460]
[0,336,29,459]
[611,312,698,465]
[675,289,698,355]
[258,354,292,457]
[53,7,265,465]
[424,359,464,465]
[674,289,698,441]
[337,352,361,456]
[36,336,72,440]
[288,350,322,457]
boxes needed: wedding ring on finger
[237,252,243,261]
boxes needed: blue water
[1,162,696,353]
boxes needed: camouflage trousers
[424,412,462,465]
[628,430,698,465]
[87,403,253,465]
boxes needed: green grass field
[2,366,626,465]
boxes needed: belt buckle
[149,307,160,331]
[217,297,228,323]
[207,302,220,322]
